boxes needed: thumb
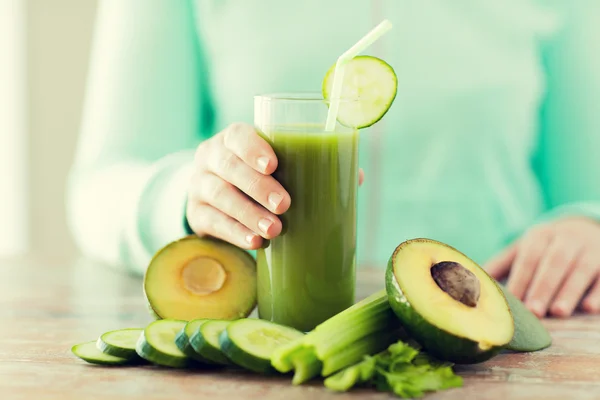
[484,241,519,280]
[359,168,364,186]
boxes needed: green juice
[257,124,359,332]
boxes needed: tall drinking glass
[254,93,359,332]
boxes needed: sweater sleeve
[66,0,213,275]
[532,1,600,227]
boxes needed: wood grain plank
[0,254,598,399]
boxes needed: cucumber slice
[175,319,209,362]
[322,55,397,129]
[96,328,143,359]
[219,319,304,374]
[135,319,194,368]
[189,320,232,365]
[72,341,131,366]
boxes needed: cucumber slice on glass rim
[322,55,397,129]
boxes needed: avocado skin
[498,284,552,352]
[385,253,504,364]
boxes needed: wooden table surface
[1,254,599,400]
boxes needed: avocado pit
[430,261,480,307]
[181,256,227,296]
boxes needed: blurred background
[1,0,97,260]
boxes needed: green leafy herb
[324,339,463,398]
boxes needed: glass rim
[254,92,358,103]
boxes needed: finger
[222,123,278,175]
[359,168,364,186]
[550,252,599,317]
[524,236,582,317]
[484,242,518,281]
[187,203,262,250]
[506,226,552,300]
[207,149,291,215]
[191,172,282,239]
[582,274,600,314]
[193,140,212,169]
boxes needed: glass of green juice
[254,92,359,332]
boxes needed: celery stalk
[323,353,380,391]
[313,289,388,333]
[270,339,305,373]
[306,301,392,345]
[305,291,391,349]
[291,347,323,385]
[269,289,395,379]
[314,309,400,359]
[323,362,363,391]
[321,328,403,376]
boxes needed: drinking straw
[324,19,393,131]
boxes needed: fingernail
[257,157,270,173]
[258,218,273,234]
[268,192,283,210]
[552,301,567,316]
[528,300,544,317]
[245,234,256,245]
[582,299,597,313]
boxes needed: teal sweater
[67,0,600,275]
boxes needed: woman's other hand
[485,217,600,318]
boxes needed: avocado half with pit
[144,235,257,321]
[385,238,514,364]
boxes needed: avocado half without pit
[385,238,514,364]
[143,235,257,321]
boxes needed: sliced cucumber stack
[97,328,143,359]
[322,55,397,129]
[72,341,132,366]
[175,319,209,362]
[219,319,304,374]
[136,319,194,368]
[190,320,232,365]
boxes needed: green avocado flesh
[498,285,552,352]
[385,238,515,364]
[143,235,257,322]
